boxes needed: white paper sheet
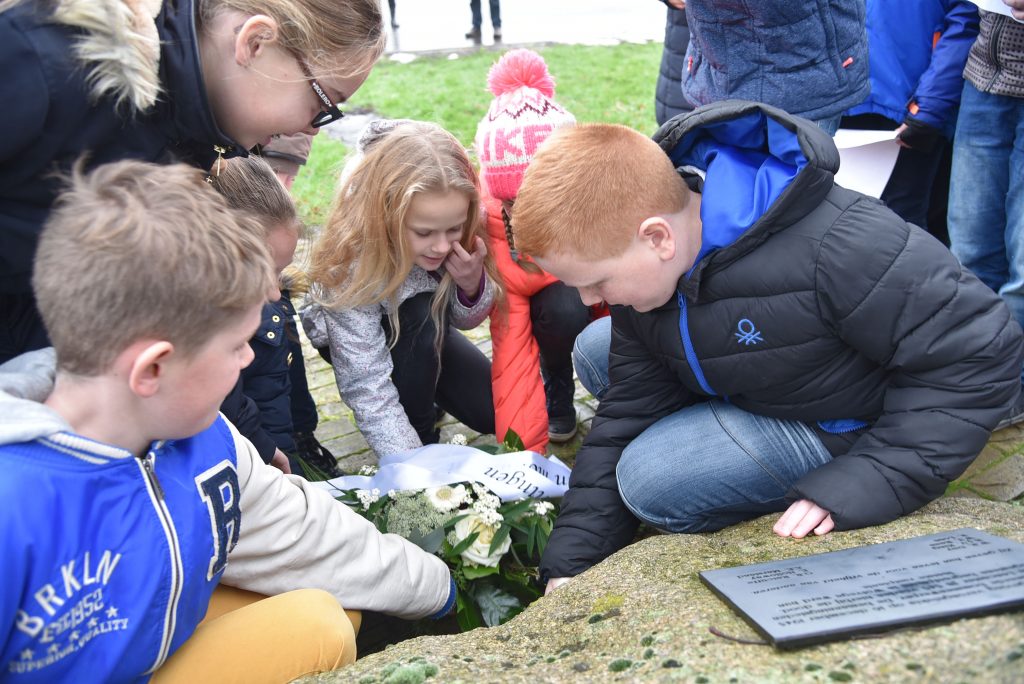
[832,128,901,199]
[970,0,1024,22]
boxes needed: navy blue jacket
[0,0,244,295]
[847,0,979,135]
[540,100,1024,580]
[682,0,870,121]
[240,299,297,454]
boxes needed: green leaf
[498,498,534,519]
[455,590,483,631]
[443,513,471,530]
[501,428,526,453]
[448,530,480,557]
[488,523,512,556]
[527,521,538,558]
[407,526,445,554]
[474,584,523,627]
[475,444,501,455]
[462,564,500,579]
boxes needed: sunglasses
[295,57,344,128]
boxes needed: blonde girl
[305,120,499,457]
[0,0,384,363]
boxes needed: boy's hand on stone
[270,448,292,475]
[446,236,487,298]
[545,577,571,595]
[773,499,834,539]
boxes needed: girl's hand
[446,236,487,298]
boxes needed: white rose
[453,513,511,567]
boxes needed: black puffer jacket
[655,4,691,126]
[540,100,1024,580]
[0,0,243,295]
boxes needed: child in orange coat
[475,50,606,453]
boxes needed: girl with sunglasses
[0,0,383,364]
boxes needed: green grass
[292,42,663,225]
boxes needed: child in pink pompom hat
[475,49,608,454]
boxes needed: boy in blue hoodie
[0,161,453,682]
[510,101,1023,593]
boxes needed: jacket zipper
[984,17,1005,91]
[677,291,717,396]
[138,450,184,674]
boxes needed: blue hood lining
[669,113,808,264]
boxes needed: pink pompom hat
[475,49,576,201]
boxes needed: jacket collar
[153,0,246,167]
[656,100,839,299]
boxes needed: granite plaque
[699,528,1024,648]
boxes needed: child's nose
[579,289,602,307]
[241,342,255,369]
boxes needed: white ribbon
[311,444,571,501]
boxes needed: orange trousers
[151,585,361,683]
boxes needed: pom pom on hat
[475,49,575,201]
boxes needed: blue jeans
[573,317,833,532]
[572,316,612,400]
[470,0,501,29]
[616,401,832,533]
[948,82,1024,336]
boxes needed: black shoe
[493,27,502,40]
[465,27,482,41]
[544,363,578,443]
[994,384,1024,431]
[548,413,578,443]
[291,432,343,480]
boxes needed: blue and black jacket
[540,100,1024,580]
[846,0,979,135]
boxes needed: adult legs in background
[388,292,494,443]
[616,400,832,533]
[948,82,1024,334]
[530,281,591,441]
[152,586,358,682]
[571,316,612,401]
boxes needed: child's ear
[127,341,176,399]
[638,217,676,261]
[234,15,280,66]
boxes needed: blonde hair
[212,155,297,234]
[514,123,689,260]
[33,160,275,376]
[197,0,386,79]
[309,121,499,346]
[0,0,385,111]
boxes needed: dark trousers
[385,292,494,444]
[530,281,591,375]
[0,293,50,364]
[470,0,501,29]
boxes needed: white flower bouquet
[333,432,559,630]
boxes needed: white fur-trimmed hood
[51,0,163,112]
